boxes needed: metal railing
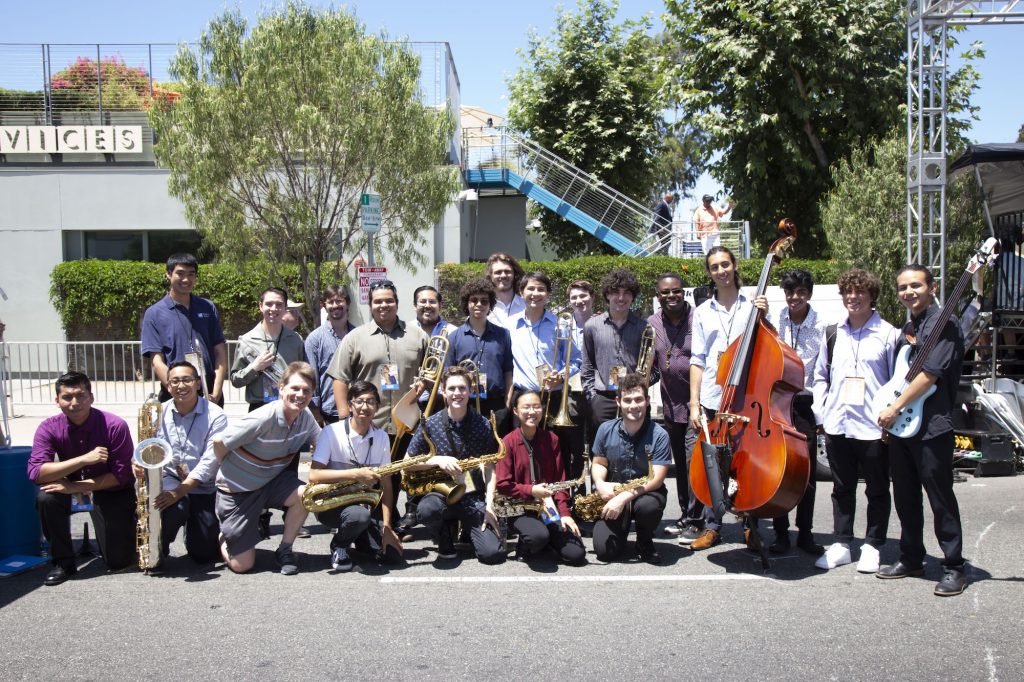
[463,126,749,257]
[0,340,249,407]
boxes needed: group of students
[28,248,968,596]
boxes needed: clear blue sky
[3,0,1021,211]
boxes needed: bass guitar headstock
[769,218,797,263]
[968,236,998,273]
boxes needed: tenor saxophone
[572,458,653,522]
[301,454,432,513]
[134,394,174,572]
[493,462,589,518]
[402,412,506,504]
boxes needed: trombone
[544,312,575,428]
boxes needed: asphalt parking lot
[1,468,1021,681]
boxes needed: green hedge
[50,259,344,340]
[437,255,841,320]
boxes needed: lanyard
[714,299,740,344]
[522,431,539,484]
[343,417,375,467]
[173,300,198,353]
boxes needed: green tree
[663,0,906,255]
[507,0,683,258]
[821,127,984,324]
[150,3,459,326]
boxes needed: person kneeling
[211,363,321,575]
[494,390,586,566]
[590,374,671,564]
[404,367,504,564]
[308,381,403,572]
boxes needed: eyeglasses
[350,398,379,408]
[658,287,684,296]
[467,297,490,306]
[168,377,197,386]
[369,280,396,292]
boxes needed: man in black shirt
[876,264,966,596]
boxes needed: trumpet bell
[134,438,173,469]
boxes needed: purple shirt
[28,408,135,489]
[647,307,693,424]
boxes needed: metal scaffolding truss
[906,1,1024,299]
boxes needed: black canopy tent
[950,143,1024,233]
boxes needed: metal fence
[0,340,249,407]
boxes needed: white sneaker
[856,544,880,573]
[814,542,852,570]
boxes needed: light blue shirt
[690,293,753,411]
[767,305,826,390]
[509,309,582,390]
[161,397,227,495]
[488,294,526,330]
[811,311,898,439]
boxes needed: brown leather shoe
[691,529,721,551]
[743,529,758,553]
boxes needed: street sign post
[360,193,381,266]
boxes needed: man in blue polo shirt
[141,253,228,405]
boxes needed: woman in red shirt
[493,390,586,565]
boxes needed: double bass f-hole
[750,400,771,437]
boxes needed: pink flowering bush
[50,56,152,111]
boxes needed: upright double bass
[689,219,810,528]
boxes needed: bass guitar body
[690,318,810,519]
[873,344,936,439]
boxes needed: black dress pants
[37,486,137,570]
[826,433,891,547]
[512,514,586,565]
[160,489,220,564]
[888,431,964,569]
[772,394,817,537]
[665,420,703,526]
[592,487,667,561]
[417,492,504,564]
[315,504,401,564]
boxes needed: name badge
[262,375,279,403]
[379,363,400,391]
[608,365,626,391]
[540,497,561,526]
[71,493,94,512]
[185,350,206,392]
[476,372,488,399]
[842,376,866,405]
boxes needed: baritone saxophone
[301,454,432,513]
[401,412,506,504]
[135,394,174,572]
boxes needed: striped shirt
[207,401,320,493]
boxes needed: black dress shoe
[769,535,792,554]
[44,564,76,586]
[876,561,925,579]
[934,568,966,596]
[637,545,662,565]
[796,534,824,556]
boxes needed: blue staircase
[462,128,669,256]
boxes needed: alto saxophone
[402,412,506,504]
[493,462,589,518]
[572,457,653,522]
[134,394,174,572]
[301,454,432,513]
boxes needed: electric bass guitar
[873,238,997,438]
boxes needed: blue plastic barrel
[0,447,42,557]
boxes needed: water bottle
[40,535,50,558]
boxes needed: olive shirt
[230,323,307,405]
[325,318,428,433]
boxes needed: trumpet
[545,311,575,428]
[458,358,481,413]
[402,412,506,504]
[390,332,450,460]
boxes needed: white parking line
[380,574,770,584]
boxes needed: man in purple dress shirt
[28,371,137,585]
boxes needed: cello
[689,219,810,563]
